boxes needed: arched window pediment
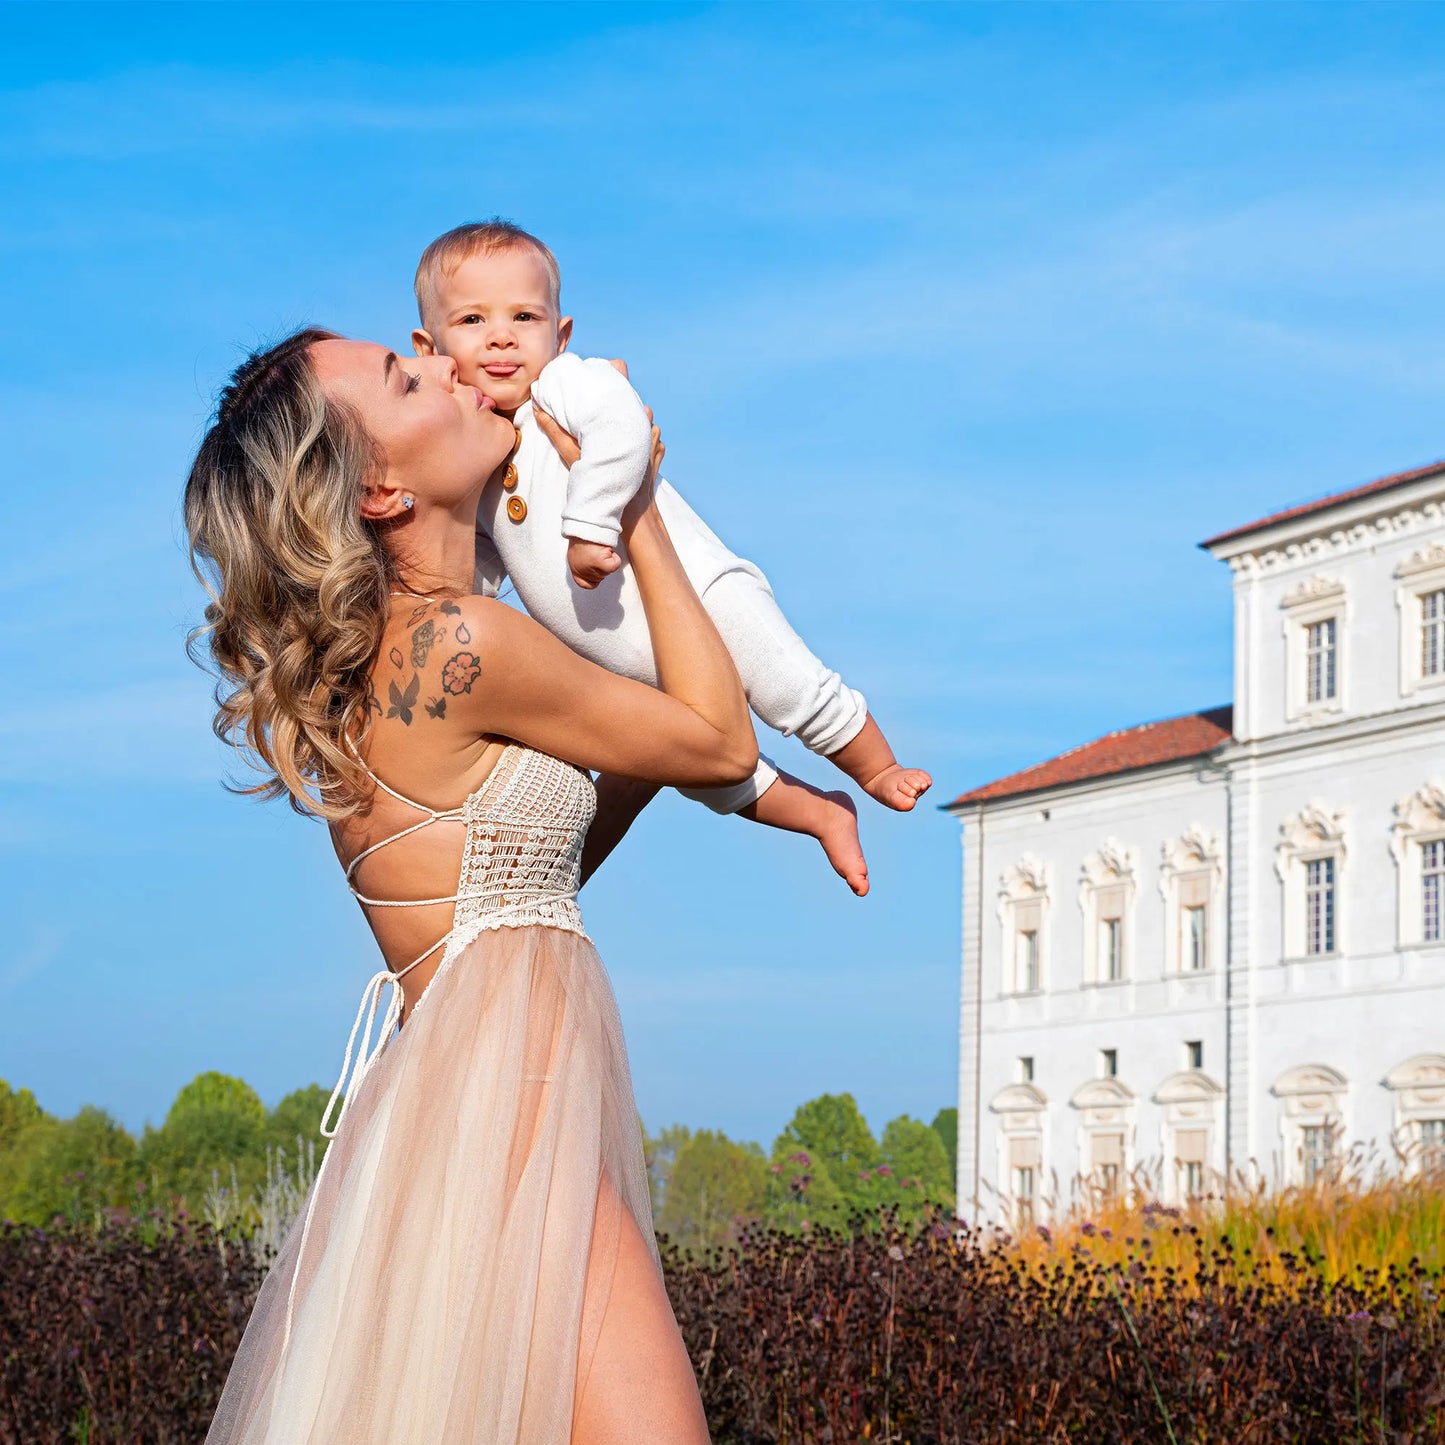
[1384,1054,1445,1093]
[1271,1063,1348,1099]
[1153,1070,1225,1107]
[989,1082,1047,1115]
[1070,1077,1136,1110]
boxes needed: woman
[184,327,757,1444]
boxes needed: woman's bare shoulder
[366,594,524,729]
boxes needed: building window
[1276,804,1347,961]
[1080,842,1138,986]
[1175,1127,1207,1201]
[1301,1123,1335,1185]
[1424,840,1444,944]
[1305,618,1338,704]
[1018,1056,1035,1083]
[1186,1040,1204,1070]
[1100,1048,1118,1078]
[1159,833,1222,976]
[1273,1064,1348,1188]
[1305,857,1336,955]
[1018,928,1040,992]
[1390,786,1445,947]
[1424,589,1445,679]
[1421,1119,1445,1174]
[1008,1134,1041,1228]
[1091,1132,1123,1199]
[1183,904,1208,971]
[999,859,1050,997]
[1395,550,1445,696]
[1101,915,1123,981]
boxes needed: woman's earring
[402,495,414,510]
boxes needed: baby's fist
[567,537,623,590]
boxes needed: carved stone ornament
[997,854,1049,926]
[1271,1064,1347,1119]
[1159,825,1223,899]
[1389,783,1445,862]
[1395,542,1445,580]
[1281,574,1345,610]
[1070,1078,1136,1113]
[1226,498,1445,576]
[989,1082,1048,1116]
[1383,1054,1445,1104]
[1078,839,1138,909]
[1153,1070,1225,1108]
[1274,803,1347,881]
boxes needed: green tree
[7,1106,139,1226]
[931,1107,959,1182]
[770,1092,879,1226]
[0,1079,52,1217]
[643,1122,692,1217]
[139,1071,267,1208]
[263,1085,334,1166]
[874,1114,956,1224]
[656,1130,766,1252]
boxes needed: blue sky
[4,1,1445,1149]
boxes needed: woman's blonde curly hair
[184,327,392,820]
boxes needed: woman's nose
[434,355,458,387]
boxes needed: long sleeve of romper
[528,352,653,548]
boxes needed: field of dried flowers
[2,1176,1442,1444]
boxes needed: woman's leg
[571,1172,710,1445]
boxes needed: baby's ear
[556,316,574,354]
[412,328,438,358]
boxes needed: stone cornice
[1227,499,1445,578]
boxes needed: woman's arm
[580,774,662,886]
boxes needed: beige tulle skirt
[205,923,660,1444]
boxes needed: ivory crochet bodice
[345,741,597,963]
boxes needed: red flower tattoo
[441,652,482,695]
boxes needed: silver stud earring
[402,495,414,510]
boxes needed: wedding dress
[204,742,659,1443]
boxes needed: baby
[411,220,931,896]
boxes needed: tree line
[0,1074,958,1249]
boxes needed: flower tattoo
[441,652,482,696]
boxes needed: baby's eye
[458,314,482,325]
[404,371,421,394]
[515,312,537,322]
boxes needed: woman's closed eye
[404,371,421,393]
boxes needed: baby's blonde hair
[414,219,562,333]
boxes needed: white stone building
[945,460,1445,1224]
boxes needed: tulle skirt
[205,923,660,1444]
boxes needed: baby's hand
[568,537,623,590]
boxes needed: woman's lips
[469,385,495,410]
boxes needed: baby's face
[419,247,570,416]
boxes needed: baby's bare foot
[817,789,869,897]
[863,764,933,812]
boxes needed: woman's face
[309,338,516,510]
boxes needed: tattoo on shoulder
[424,696,447,720]
[387,673,420,726]
[411,618,437,668]
[440,600,462,617]
[441,652,482,696]
[388,646,404,669]
[364,684,383,718]
[407,603,431,628]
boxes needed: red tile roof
[1200,458,1445,549]
[947,706,1233,808]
